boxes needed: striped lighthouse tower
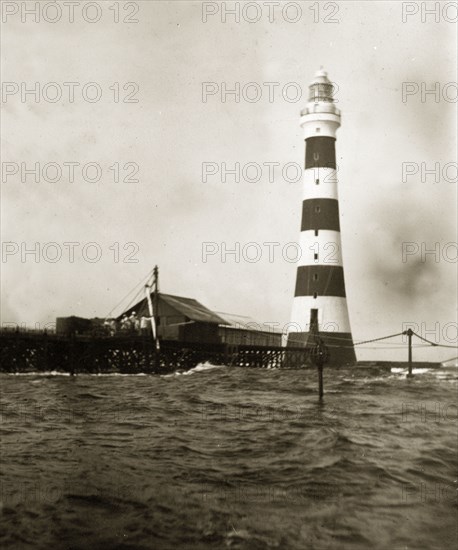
[288,69,356,365]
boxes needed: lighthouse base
[287,331,356,366]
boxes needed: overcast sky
[1,0,457,361]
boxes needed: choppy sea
[1,364,457,550]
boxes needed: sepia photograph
[1,1,457,548]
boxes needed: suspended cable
[287,329,457,351]
[354,332,405,346]
[122,285,147,316]
[105,268,154,319]
[411,331,458,349]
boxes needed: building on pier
[117,292,282,346]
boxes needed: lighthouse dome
[311,68,331,84]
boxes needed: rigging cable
[411,331,458,349]
[105,268,155,320]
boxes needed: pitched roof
[216,312,282,333]
[118,293,226,325]
[161,294,226,324]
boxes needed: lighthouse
[288,69,356,365]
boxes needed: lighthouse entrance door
[310,309,319,335]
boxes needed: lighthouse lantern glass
[309,83,334,103]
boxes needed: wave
[161,361,227,378]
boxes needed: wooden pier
[0,330,313,374]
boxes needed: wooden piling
[406,328,413,377]
[317,364,324,400]
[311,336,329,400]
